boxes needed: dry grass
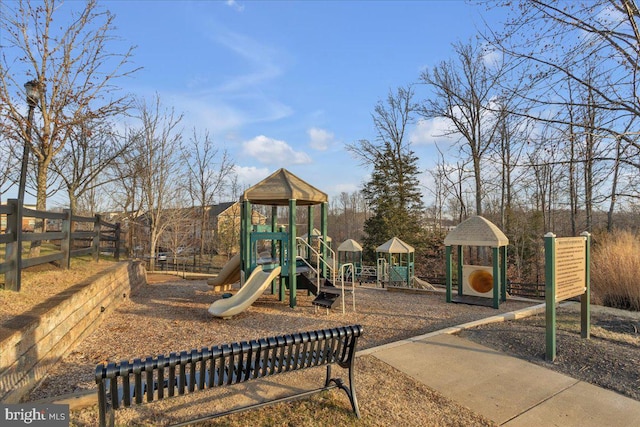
[0,257,117,322]
[591,230,640,311]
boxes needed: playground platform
[362,304,640,427]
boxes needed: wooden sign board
[545,232,591,362]
[554,237,586,302]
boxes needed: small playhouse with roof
[375,237,415,288]
[443,215,509,309]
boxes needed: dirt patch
[459,303,640,401]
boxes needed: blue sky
[91,1,505,204]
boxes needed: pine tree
[348,86,425,260]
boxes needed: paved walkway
[361,304,640,427]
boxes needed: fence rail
[417,276,545,299]
[1,199,121,292]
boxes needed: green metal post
[242,200,252,278]
[307,205,314,264]
[271,206,278,294]
[239,201,245,274]
[545,232,557,362]
[457,245,464,296]
[492,246,500,309]
[501,245,508,302]
[445,245,452,303]
[288,199,297,308]
[321,202,328,278]
[581,231,591,339]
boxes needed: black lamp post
[18,79,40,203]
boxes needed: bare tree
[50,119,129,214]
[135,95,184,270]
[419,41,506,217]
[182,129,234,257]
[0,126,16,204]
[347,85,425,254]
[0,0,138,254]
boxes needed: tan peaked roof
[376,237,414,254]
[301,228,332,242]
[337,239,362,252]
[444,215,509,247]
[241,168,328,206]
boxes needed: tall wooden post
[93,214,102,262]
[5,199,22,291]
[61,209,71,269]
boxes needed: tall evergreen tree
[347,86,425,259]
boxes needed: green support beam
[492,246,500,309]
[445,245,452,303]
[581,231,591,339]
[545,232,557,362]
[457,246,463,296]
[288,199,297,308]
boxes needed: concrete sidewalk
[363,320,640,426]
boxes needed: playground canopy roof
[337,239,362,252]
[241,168,328,206]
[376,237,414,254]
[443,215,509,247]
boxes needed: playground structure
[208,168,356,317]
[337,239,363,281]
[375,237,415,288]
[444,215,509,309]
[207,169,439,318]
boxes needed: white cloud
[410,117,456,145]
[307,127,334,151]
[243,135,312,165]
[212,30,283,93]
[225,0,245,12]
[232,165,270,188]
[482,44,502,68]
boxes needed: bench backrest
[95,324,363,425]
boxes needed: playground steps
[296,273,319,295]
[312,281,342,309]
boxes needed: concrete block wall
[0,261,146,403]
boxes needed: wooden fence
[0,199,121,292]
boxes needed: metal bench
[95,324,363,427]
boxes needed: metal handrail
[339,262,356,314]
[295,254,321,288]
[296,237,336,283]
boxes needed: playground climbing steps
[296,272,319,295]
[312,280,342,309]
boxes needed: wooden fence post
[93,214,101,262]
[4,199,22,291]
[114,223,121,261]
[61,209,71,269]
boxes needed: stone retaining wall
[0,261,146,403]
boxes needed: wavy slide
[208,253,241,288]
[208,266,281,319]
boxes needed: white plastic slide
[208,266,281,319]
[208,253,241,287]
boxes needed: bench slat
[96,325,363,427]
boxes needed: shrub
[591,230,640,311]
